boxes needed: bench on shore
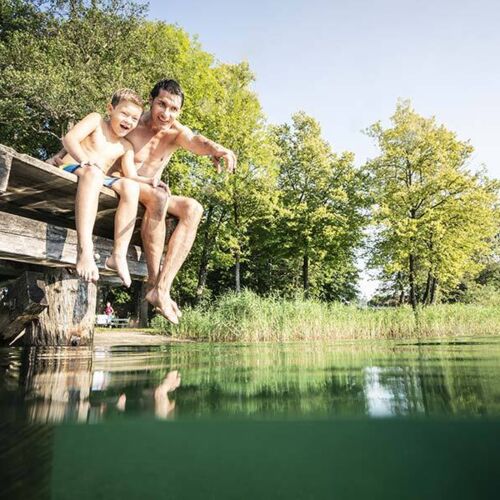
[95,314,130,328]
[0,144,149,346]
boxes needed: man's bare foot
[171,299,182,318]
[76,250,99,283]
[105,254,132,288]
[145,287,179,325]
[116,393,127,412]
[160,370,181,393]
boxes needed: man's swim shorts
[61,163,119,188]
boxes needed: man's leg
[146,195,204,323]
[138,184,170,287]
[105,178,141,287]
[73,165,105,282]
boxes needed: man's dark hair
[150,79,184,107]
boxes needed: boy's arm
[174,125,237,173]
[120,144,169,192]
[62,112,102,166]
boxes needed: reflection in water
[1,340,500,500]
[1,339,500,424]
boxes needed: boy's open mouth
[119,124,131,132]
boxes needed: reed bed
[150,290,500,342]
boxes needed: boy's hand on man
[157,180,171,195]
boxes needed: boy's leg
[73,165,105,282]
[106,178,140,287]
[145,195,203,324]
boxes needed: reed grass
[150,290,500,342]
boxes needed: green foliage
[365,100,499,306]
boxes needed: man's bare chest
[128,130,177,166]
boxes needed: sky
[147,0,500,296]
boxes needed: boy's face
[107,100,143,137]
[149,90,182,132]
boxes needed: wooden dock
[0,144,149,347]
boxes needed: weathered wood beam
[24,268,96,347]
[0,271,47,343]
[0,211,147,279]
[0,148,13,193]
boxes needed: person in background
[104,301,114,326]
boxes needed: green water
[1,338,500,499]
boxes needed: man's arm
[120,143,169,192]
[62,112,101,166]
[175,125,237,173]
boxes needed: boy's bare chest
[84,129,123,162]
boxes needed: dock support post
[24,268,97,346]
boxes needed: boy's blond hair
[111,88,144,108]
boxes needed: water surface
[1,337,500,498]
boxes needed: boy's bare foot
[145,287,179,325]
[76,250,99,283]
[105,254,132,288]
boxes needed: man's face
[149,89,182,131]
[107,100,143,137]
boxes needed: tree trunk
[137,281,149,328]
[233,201,241,293]
[430,277,438,304]
[422,271,432,305]
[235,251,241,293]
[303,253,309,298]
[408,253,417,310]
[24,268,96,346]
[196,206,214,300]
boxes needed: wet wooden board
[0,212,147,278]
[0,144,143,243]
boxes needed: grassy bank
[150,290,500,341]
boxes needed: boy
[60,88,165,287]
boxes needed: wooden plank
[0,144,144,243]
[0,211,147,279]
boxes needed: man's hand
[211,147,236,174]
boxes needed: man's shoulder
[172,120,193,141]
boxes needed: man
[130,78,236,324]
[51,79,236,324]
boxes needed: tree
[268,112,367,301]
[366,100,499,308]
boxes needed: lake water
[1,337,500,499]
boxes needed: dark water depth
[1,338,500,499]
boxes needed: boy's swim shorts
[61,163,119,188]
